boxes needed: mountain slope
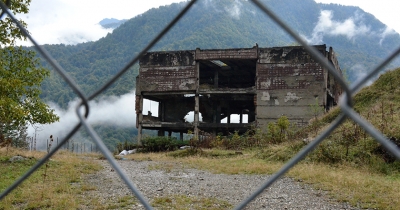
[36,0,400,107]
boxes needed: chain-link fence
[1,0,400,209]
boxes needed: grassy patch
[168,148,241,158]
[152,194,232,210]
[106,195,138,209]
[0,148,101,209]
[289,163,400,209]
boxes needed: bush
[141,137,189,152]
[116,140,138,153]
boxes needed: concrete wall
[196,47,258,60]
[138,51,197,92]
[256,45,329,127]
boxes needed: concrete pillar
[180,132,183,141]
[194,60,200,141]
[137,125,143,145]
[194,94,199,141]
[227,106,231,124]
[213,102,217,123]
[214,70,219,88]
[159,101,165,122]
[249,111,256,122]
[137,95,144,145]
[216,104,221,123]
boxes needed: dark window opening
[199,59,257,89]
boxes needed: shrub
[116,140,138,153]
[141,136,189,152]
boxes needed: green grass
[152,194,232,210]
[0,148,101,209]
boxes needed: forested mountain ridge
[33,0,400,108]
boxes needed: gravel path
[80,159,359,209]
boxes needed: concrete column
[194,60,200,141]
[213,102,217,123]
[137,95,144,145]
[194,94,199,140]
[159,101,165,122]
[137,125,143,145]
[227,106,231,124]
[216,104,221,123]
[249,111,256,122]
[214,70,219,88]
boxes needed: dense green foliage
[92,125,138,151]
[140,136,189,153]
[0,47,59,126]
[0,0,58,146]
[0,0,30,45]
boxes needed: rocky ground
[80,159,359,209]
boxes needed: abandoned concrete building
[135,44,342,141]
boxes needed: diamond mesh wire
[1,0,400,209]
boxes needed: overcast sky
[16,0,185,45]
[15,0,400,46]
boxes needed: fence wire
[1,0,400,209]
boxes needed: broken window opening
[221,114,248,124]
[184,111,203,123]
[143,99,159,117]
[199,59,256,89]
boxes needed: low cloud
[348,64,375,88]
[304,10,370,44]
[28,92,137,149]
[204,0,243,19]
[225,0,242,19]
[379,26,397,45]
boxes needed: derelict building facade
[135,44,342,142]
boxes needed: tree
[308,97,324,121]
[0,0,59,146]
[0,0,30,45]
